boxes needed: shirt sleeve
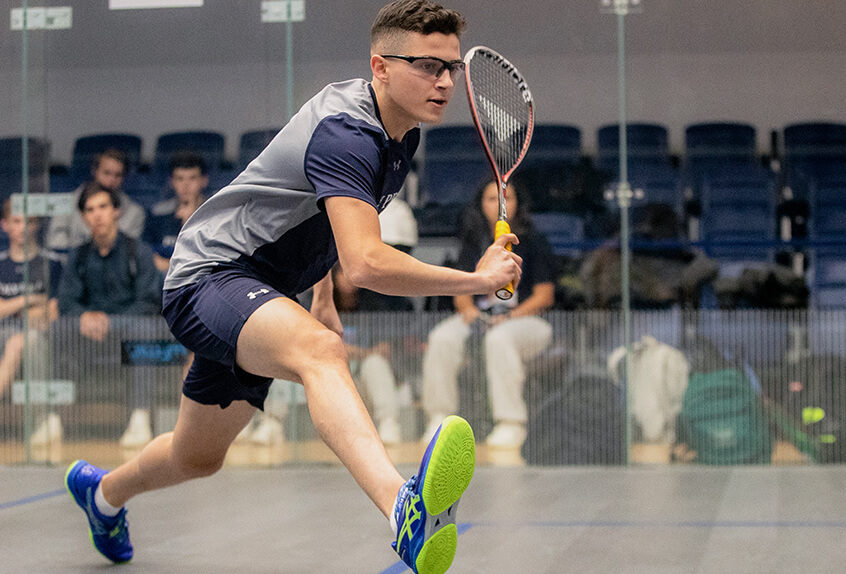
[304,115,385,209]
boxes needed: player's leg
[235,296,405,517]
[65,388,255,564]
[238,297,476,573]
[101,394,256,506]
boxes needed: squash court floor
[3,464,846,573]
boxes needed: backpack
[522,370,625,466]
[678,368,773,465]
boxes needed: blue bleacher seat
[0,137,50,177]
[810,178,846,240]
[521,124,581,166]
[596,123,671,174]
[154,131,226,177]
[783,122,846,201]
[699,173,777,269]
[607,163,683,217]
[417,126,491,236]
[239,128,281,170]
[0,137,50,199]
[71,133,143,183]
[530,212,585,258]
[685,122,757,161]
[122,172,166,211]
[684,122,759,197]
[420,126,489,205]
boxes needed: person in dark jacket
[58,182,161,447]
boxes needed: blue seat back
[420,126,490,206]
[530,212,585,257]
[71,133,142,182]
[596,123,670,174]
[154,131,225,176]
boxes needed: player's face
[93,157,125,191]
[382,32,461,127]
[82,191,120,241]
[481,181,517,227]
[170,167,207,202]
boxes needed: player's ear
[371,54,389,82]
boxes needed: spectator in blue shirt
[143,152,208,274]
[0,198,63,444]
[58,183,161,448]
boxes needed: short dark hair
[78,181,121,213]
[169,151,208,176]
[92,148,128,173]
[371,0,466,49]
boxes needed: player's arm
[310,270,343,336]
[325,196,521,297]
[0,294,47,320]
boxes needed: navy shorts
[162,268,286,410]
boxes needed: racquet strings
[467,52,532,183]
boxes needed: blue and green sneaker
[392,415,475,574]
[65,459,133,564]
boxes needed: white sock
[390,511,399,537]
[94,482,122,517]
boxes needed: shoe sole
[420,415,475,516]
[416,415,475,574]
[64,460,132,565]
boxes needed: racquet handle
[494,219,514,300]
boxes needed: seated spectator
[580,203,718,309]
[46,148,146,253]
[143,152,208,273]
[420,179,556,449]
[333,262,414,444]
[0,199,62,444]
[57,183,162,448]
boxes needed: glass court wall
[1,1,845,469]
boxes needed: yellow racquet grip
[494,219,514,300]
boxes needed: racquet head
[464,46,534,300]
[464,45,534,191]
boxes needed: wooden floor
[3,464,846,573]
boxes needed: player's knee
[301,328,347,367]
[175,451,225,479]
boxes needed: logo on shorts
[247,288,270,300]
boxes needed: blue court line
[0,488,66,511]
[479,519,846,529]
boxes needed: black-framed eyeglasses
[380,54,466,81]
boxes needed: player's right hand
[474,232,522,294]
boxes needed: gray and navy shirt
[164,79,419,297]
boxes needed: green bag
[679,369,773,465]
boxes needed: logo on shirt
[247,288,270,300]
[393,160,402,171]
[377,191,398,212]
